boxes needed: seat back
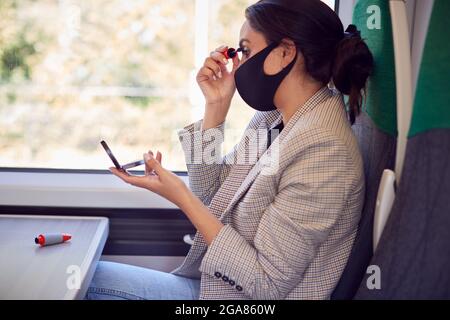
[355,0,450,299]
[331,0,397,299]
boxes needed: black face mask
[234,42,297,112]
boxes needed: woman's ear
[264,39,297,75]
[280,38,297,68]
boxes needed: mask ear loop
[257,42,294,77]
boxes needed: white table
[0,215,108,300]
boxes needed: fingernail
[212,75,217,81]
[218,71,222,78]
[144,153,149,160]
[223,58,228,64]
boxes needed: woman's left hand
[109,151,190,208]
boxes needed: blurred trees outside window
[0,0,334,171]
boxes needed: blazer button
[236,285,243,292]
[229,280,235,286]
[222,276,229,282]
[214,272,222,278]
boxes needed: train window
[0,0,335,171]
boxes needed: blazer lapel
[220,87,332,219]
[208,119,268,220]
[220,123,281,219]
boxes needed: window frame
[0,168,194,256]
[0,167,187,208]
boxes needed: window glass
[0,0,335,171]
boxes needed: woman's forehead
[239,20,265,45]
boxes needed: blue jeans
[85,261,200,300]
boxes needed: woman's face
[238,20,297,75]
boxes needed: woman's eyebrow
[239,39,250,47]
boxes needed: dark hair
[245,0,374,124]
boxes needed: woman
[87,0,373,300]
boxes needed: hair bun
[332,31,374,123]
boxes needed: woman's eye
[241,48,250,58]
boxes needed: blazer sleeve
[177,119,235,206]
[199,128,356,299]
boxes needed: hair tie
[344,24,361,39]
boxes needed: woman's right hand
[196,45,240,129]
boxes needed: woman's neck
[274,74,323,125]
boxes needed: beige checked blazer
[172,87,365,300]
